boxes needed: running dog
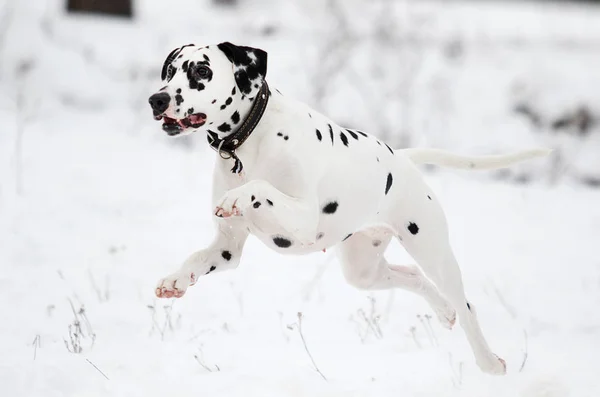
[148,41,550,375]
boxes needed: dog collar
[207,81,270,173]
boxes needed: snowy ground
[1,0,600,396]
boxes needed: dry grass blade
[288,312,327,381]
[86,358,110,380]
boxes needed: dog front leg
[155,221,248,298]
[214,179,319,245]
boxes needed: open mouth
[154,113,207,136]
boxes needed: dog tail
[401,147,552,170]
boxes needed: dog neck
[206,81,270,174]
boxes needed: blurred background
[1,1,599,396]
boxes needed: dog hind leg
[395,194,507,375]
[338,232,456,329]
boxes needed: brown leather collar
[207,81,270,173]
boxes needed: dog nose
[148,92,171,113]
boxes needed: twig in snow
[13,59,36,196]
[86,358,110,380]
[519,329,529,373]
[64,299,95,353]
[417,314,437,347]
[193,346,221,373]
[147,300,176,340]
[88,269,110,302]
[287,312,327,381]
[423,314,438,346]
[448,353,464,389]
[491,283,517,319]
[409,326,422,349]
[31,334,40,360]
[351,295,384,342]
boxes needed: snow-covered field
[1,0,600,396]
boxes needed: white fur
[154,45,551,375]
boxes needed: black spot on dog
[189,79,205,91]
[273,236,292,248]
[231,87,236,95]
[376,140,382,146]
[221,250,232,261]
[254,83,259,88]
[372,240,382,247]
[220,104,226,110]
[182,61,189,72]
[175,94,184,106]
[340,132,349,147]
[277,132,283,137]
[233,69,254,95]
[466,302,471,311]
[251,195,255,201]
[328,124,334,145]
[342,233,353,242]
[253,201,262,209]
[385,143,394,155]
[356,130,368,138]
[231,111,240,124]
[315,129,322,141]
[407,222,419,235]
[376,157,380,162]
[266,199,273,206]
[211,99,217,104]
[322,201,338,214]
[176,88,182,94]
[385,173,393,195]
[346,129,359,140]
[225,97,232,106]
[203,54,210,62]
[187,107,194,115]
[316,232,324,240]
[218,123,231,132]
[284,136,289,141]
[427,195,432,200]
[175,109,180,113]
[309,113,312,118]
[205,265,217,274]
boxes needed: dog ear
[217,41,268,96]
[161,47,181,81]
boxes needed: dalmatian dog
[148,42,550,375]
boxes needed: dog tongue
[188,114,205,124]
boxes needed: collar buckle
[206,81,270,174]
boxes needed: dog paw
[434,303,456,330]
[155,272,196,298]
[215,189,253,218]
[477,354,507,375]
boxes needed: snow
[1,0,600,396]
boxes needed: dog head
[148,42,268,137]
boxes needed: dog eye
[195,66,211,79]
